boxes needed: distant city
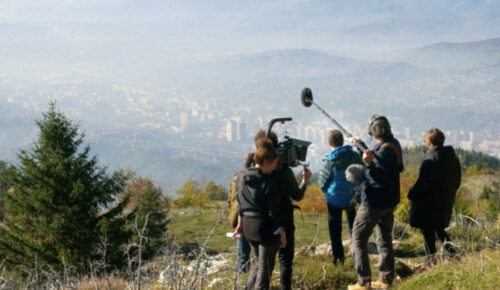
[1,0,499,190]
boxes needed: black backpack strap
[380,142,403,171]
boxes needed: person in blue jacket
[319,130,363,265]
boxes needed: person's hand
[349,136,361,146]
[232,219,243,239]
[279,230,287,248]
[302,166,312,185]
[362,150,374,166]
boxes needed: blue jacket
[319,145,363,208]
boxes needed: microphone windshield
[301,87,313,107]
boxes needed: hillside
[403,146,500,171]
[164,170,500,289]
[394,248,500,289]
[1,133,499,288]
[406,37,500,71]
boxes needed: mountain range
[1,1,499,190]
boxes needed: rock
[296,243,331,256]
[297,240,350,256]
[208,278,226,288]
[185,253,232,276]
[158,252,233,284]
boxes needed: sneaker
[371,280,390,289]
[347,283,371,290]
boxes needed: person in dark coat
[348,115,404,290]
[408,128,461,267]
[233,138,287,290]
[243,130,311,290]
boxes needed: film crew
[244,130,311,290]
[348,115,404,290]
[408,128,461,269]
[319,130,363,266]
[233,138,286,290]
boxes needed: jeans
[351,204,395,285]
[237,235,251,273]
[327,204,356,263]
[246,239,279,290]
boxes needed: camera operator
[244,130,312,290]
[347,115,403,290]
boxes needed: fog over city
[1,0,499,190]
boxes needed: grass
[394,248,500,290]
[286,253,358,289]
[168,206,235,254]
[169,204,500,289]
[169,204,353,255]
[169,206,403,288]
[2,204,497,289]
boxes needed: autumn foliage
[295,168,420,217]
[394,166,419,223]
[296,184,327,213]
[172,176,227,209]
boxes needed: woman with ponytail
[233,138,286,290]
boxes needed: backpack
[227,172,240,228]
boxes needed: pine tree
[0,160,14,221]
[127,178,169,261]
[0,103,128,272]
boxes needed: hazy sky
[1,0,499,81]
[3,0,499,63]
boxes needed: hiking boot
[347,283,371,290]
[371,280,390,289]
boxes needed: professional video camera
[266,118,311,167]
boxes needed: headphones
[367,115,391,138]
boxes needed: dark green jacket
[359,135,403,209]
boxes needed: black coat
[408,146,461,229]
[237,167,282,244]
[243,153,306,229]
